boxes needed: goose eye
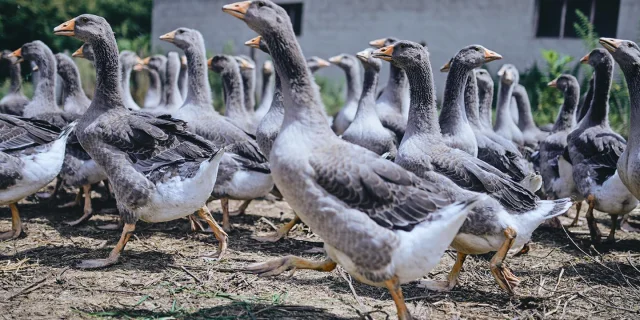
[81,17,89,23]
[628,42,634,48]
[474,47,480,52]
[257,1,265,7]
[177,30,184,34]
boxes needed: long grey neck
[60,63,84,99]
[378,64,408,113]
[620,63,640,140]
[552,84,579,132]
[26,51,59,116]
[401,57,440,138]
[261,27,330,132]
[178,63,188,100]
[440,63,471,136]
[120,61,138,109]
[155,63,167,106]
[164,61,182,108]
[578,75,594,123]
[221,66,246,119]
[494,80,516,130]
[464,73,481,129]
[513,85,537,131]
[8,61,23,94]
[353,64,380,122]
[146,69,161,103]
[241,69,256,112]
[183,39,213,108]
[88,33,125,112]
[261,71,274,103]
[343,63,362,104]
[478,80,494,130]
[583,64,613,127]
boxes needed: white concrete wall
[152,0,640,100]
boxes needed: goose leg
[384,276,412,320]
[244,256,336,277]
[58,188,82,208]
[229,200,251,216]
[66,185,94,226]
[569,201,582,227]
[77,223,135,269]
[37,178,63,200]
[221,198,231,232]
[0,204,23,240]
[607,214,619,243]
[490,227,520,294]
[253,214,301,242]
[418,251,467,291]
[621,215,640,232]
[188,214,206,232]
[196,206,228,259]
[585,195,601,244]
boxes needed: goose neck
[401,57,440,138]
[87,33,125,111]
[513,86,537,130]
[494,81,516,129]
[378,64,408,112]
[464,73,481,128]
[439,64,471,135]
[222,67,246,118]
[8,62,23,94]
[552,86,579,132]
[354,65,380,121]
[183,41,213,107]
[584,64,612,127]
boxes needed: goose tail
[59,120,78,140]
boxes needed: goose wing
[0,114,60,152]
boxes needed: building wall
[152,0,640,100]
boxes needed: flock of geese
[2,1,640,318]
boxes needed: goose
[601,37,640,232]
[211,54,255,133]
[306,56,330,73]
[178,55,188,102]
[140,56,163,109]
[341,48,397,159]
[253,59,274,121]
[0,114,75,240]
[235,55,257,115]
[119,50,142,111]
[141,55,167,112]
[222,3,483,318]
[72,43,95,63]
[494,64,525,146]
[373,41,571,295]
[370,37,411,123]
[475,69,494,131]
[513,84,548,147]
[159,27,271,230]
[159,52,184,113]
[0,50,29,116]
[55,53,91,114]
[53,14,228,267]
[329,53,362,135]
[540,74,583,226]
[566,48,638,244]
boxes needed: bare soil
[2,185,640,319]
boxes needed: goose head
[356,48,381,72]
[497,64,518,85]
[328,54,358,71]
[208,54,239,74]
[580,48,613,71]
[306,56,330,73]
[159,27,203,51]
[548,74,579,94]
[223,0,289,37]
[54,53,77,79]
[234,55,255,70]
[262,60,274,75]
[474,69,493,91]
[54,14,111,43]
[600,38,640,73]
[369,37,399,49]
[372,40,429,69]
[11,41,50,66]
[119,50,140,70]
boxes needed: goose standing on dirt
[341,48,397,159]
[370,37,410,123]
[254,60,274,121]
[0,115,75,239]
[223,3,483,319]
[540,74,582,226]
[53,14,228,267]
[494,64,524,146]
[159,27,271,230]
[567,48,638,244]
[329,53,362,135]
[373,41,571,295]
[0,50,29,116]
[513,84,548,148]
[119,50,142,111]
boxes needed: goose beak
[9,48,23,64]
[369,38,386,48]
[484,48,502,62]
[72,46,84,58]
[580,53,589,64]
[159,30,176,42]
[244,36,262,48]
[222,1,251,20]
[328,55,342,64]
[440,60,451,72]
[600,37,622,53]
[315,58,330,68]
[372,45,394,61]
[32,64,39,71]
[207,57,213,69]
[181,55,187,65]
[356,50,370,62]
[142,57,151,65]
[238,58,254,70]
[547,79,558,88]
[53,19,75,36]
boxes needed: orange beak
[9,48,23,64]
[600,37,622,53]
[222,1,251,20]
[369,38,386,48]
[315,58,330,68]
[53,19,76,36]
[483,48,502,62]
[72,46,84,58]
[142,57,151,65]
[328,55,342,64]
[159,30,176,42]
[245,36,262,48]
[580,53,589,64]
[440,59,451,72]
[547,79,558,88]
[372,45,394,61]
[207,57,213,69]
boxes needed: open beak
[159,30,176,42]
[369,38,386,48]
[580,53,589,64]
[244,36,262,48]
[440,60,451,72]
[315,58,330,68]
[207,57,213,69]
[372,45,394,62]
[600,37,622,53]
[356,50,370,62]
[328,55,342,64]
[9,48,23,64]
[222,1,251,20]
[484,48,502,62]
[72,46,84,58]
[53,19,76,36]
[547,79,558,88]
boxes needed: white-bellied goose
[211,54,256,133]
[0,115,75,239]
[601,37,640,232]
[53,14,228,267]
[55,53,91,114]
[235,55,257,115]
[513,84,548,147]
[341,48,397,159]
[119,50,142,111]
[370,37,410,123]
[159,27,271,230]
[178,55,188,102]
[539,74,582,226]
[567,48,638,244]
[0,51,29,116]
[494,64,524,146]
[374,40,571,295]
[254,60,274,122]
[329,53,362,135]
[223,2,483,318]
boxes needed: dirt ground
[2,185,640,320]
